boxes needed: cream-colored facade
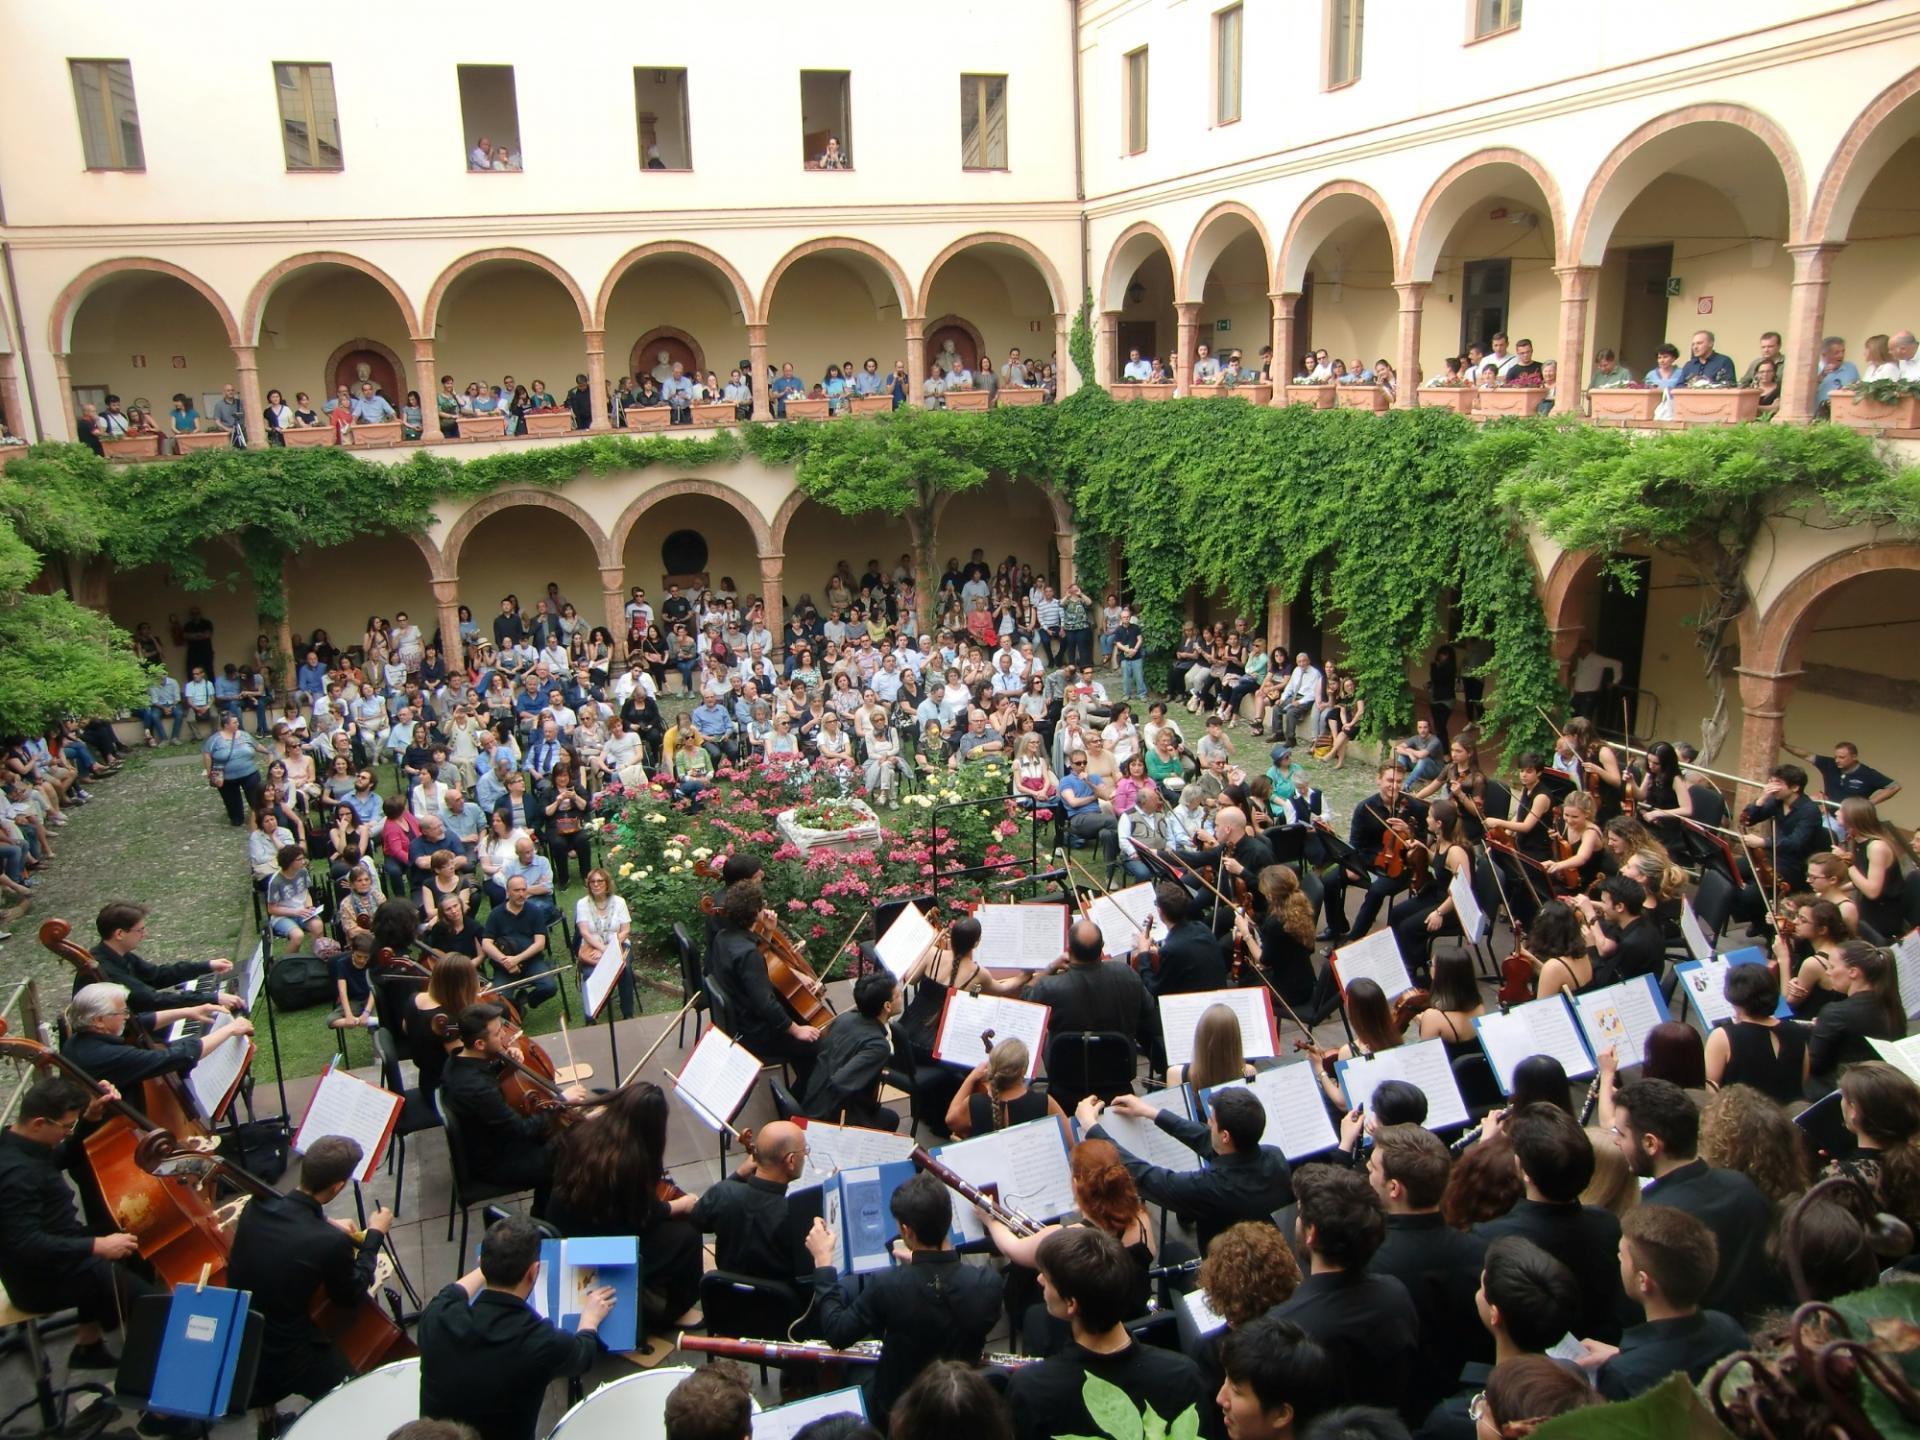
[2,2,1917,817]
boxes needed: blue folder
[149,1284,250,1420]
[540,1236,640,1353]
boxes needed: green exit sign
[1215,319,1231,332]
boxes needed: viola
[1391,987,1432,1031]
[1293,1037,1341,1077]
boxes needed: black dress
[1716,1019,1807,1106]
[404,999,454,1097]
[1257,915,1317,1010]
[967,1088,1050,1135]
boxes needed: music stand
[115,1293,265,1435]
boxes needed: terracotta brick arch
[1177,202,1275,306]
[422,248,592,336]
[241,251,420,345]
[1540,548,1600,635]
[1809,65,1920,243]
[437,488,616,578]
[930,480,1073,538]
[1568,103,1807,267]
[1276,181,1400,293]
[1404,147,1567,285]
[611,479,775,564]
[47,257,240,353]
[1752,541,1920,678]
[918,232,1067,317]
[760,238,915,326]
[593,240,757,331]
[771,488,926,557]
[1098,221,1179,315]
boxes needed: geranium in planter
[1830,378,1920,430]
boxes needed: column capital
[1551,265,1600,300]
[1391,280,1428,300]
[1173,301,1201,320]
[1783,241,1846,264]
[231,344,258,366]
[582,328,606,357]
[431,578,461,603]
[598,564,626,588]
[411,336,437,360]
[747,323,768,340]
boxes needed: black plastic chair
[1266,825,1309,867]
[438,1100,529,1260]
[1692,868,1737,948]
[373,1026,444,1214]
[770,1074,803,1122]
[1690,784,1729,834]
[1451,1052,1504,1122]
[1045,1031,1139,1111]
[886,1019,958,1141]
[1480,777,1514,824]
[672,921,709,1048]
[697,1272,805,1378]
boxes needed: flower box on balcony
[622,407,670,432]
[1474,387,1545,417]
[689,401,740,428]
[1336,385,1392,412]
[1419,386,1479,414]
[1110,383,1176,403]
[783,397,831,422]
[849,393,894,416]
[1588,388,1663,424]
[945,390,992,412]
[1282,384,1337,409]
[998,387,1047,407]
[282,425,337,448]
[175,430,233,454]
[101,433,163,461]
[460,414,508,440]
[1670,387,1761,424]
[350,421,404,449]
[521,408,576,437]
[1828,390,1920,431]
[0,443,26,468]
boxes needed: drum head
[551,1365,760,1440]
[287,1357,420,1437]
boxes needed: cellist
[706,879,820,1089]
[440,1002,586,1217]
[62,981,252,1104]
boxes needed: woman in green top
[1145,725,1186,796]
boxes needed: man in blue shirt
[769,363,805,418]
[1677,331,1737,387]
[474,754,514,814]
[691,699,738,763]
[523,720,565,780]
[140,674,185,744]
[663,364,695,425]
[294,651,328,703]
[213,666,244,721]
[350,382,397,424]
[1814,336,1860,413]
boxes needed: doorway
[1594,556,1651,739]
[1616,246,1674,378]
[1459,259,1511,356]
[1115,321,1159,378]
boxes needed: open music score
[1158,988,1278,1070]
[236,941,266,1013]
[1203,1062,1340,1161]
[797,1117,917,1182]
[1330,926,1416,1001]
[1570,975,1672,1069]
[184,1029,254,1127]
[1085,881,1166,957]
[874,902,937,981]
[1337,1037,1471,1132]
[671,1026,764,1133]
[1450,867,1489,945]
[581,946,628,1020]
[753,1387,867,1440]
[292,1061,404,1182]
[1473,995,1596,1095]
[1893,931,1920,1021]
[1870,1034,1920,1088]
[934,1116,1076,1243]
[974,903,1069,970]
[934,991,1049,1077]
[1679,899,1714,964]
[1675,947,1784,1032]
[1087,1086,1205,1173]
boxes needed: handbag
[208,769,224,788]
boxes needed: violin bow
[811,912,870,989]
[615,996,701,1089]
[1169,857,1317,1043]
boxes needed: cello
[697,856,835,1028]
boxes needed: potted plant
[101,432,163,461]
[1474,376,1545,417]
[1282,377,1337,409]
[1829,377,1920,430]
[175,430,234,454]
[521,408,576,437]
[1419,380,1478,414]
[283,424,337,448]
[1335,383,1391,412]
[776,796,884,856]
[1670,380,1761,424]
[1589,382,1663,423]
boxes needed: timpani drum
[549,1366,761,1440]
[286,1357,420,1437]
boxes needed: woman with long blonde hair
[944,1036,1065,1138]
[1836,797,1915,943]
[1232,863,1316,1009]
[1167,1004,1257,1091]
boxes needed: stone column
[1270,292,1300,405]
[1053,312,1071,398]
[1553,265,1598,418]
[52,353,75,440]
[410,337,439,432]
[758,553,786,648]
[1780,243,1845,425]
[231,345,264,449]
[599,564,627,641]
[431,578,464,667]
[1549,625,1586,686]
[1174,302,1200,397]
[0,353,25,441]
[583,329,609,430]
[904,317,925,410]
[1054,531,1076,592]
[748,323,770,421]
[1735,667,1801,810]
[1264,587,1292,655]
[1099,310,1120,387]
[1392,282,1427,408]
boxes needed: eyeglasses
[1467,1393,1488,1425]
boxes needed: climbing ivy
[1069,287,1096,390]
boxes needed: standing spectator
[1567,637,1621,721]
[203,710,265,826]
[564,373,593,430]
[1739,331,1783,386]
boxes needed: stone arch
[592,240,756,330]
[760,237,915,325]
[1752,542,1920,678]
[408,529,446,578]
[47,257,240,353]
[421,247,592,336]
[628,326,705,388]
[438,488,616,578]
[1809,65,1920,242]
[1177,202,1275,305]
[1568,103,1807,268]
[320,337,407,403]
[1276,181,1400,293]
[1540,549,1600,636]
[922,315,988,375]
[918,232,1066,317]
[241,251,420,345]
[1404,147,1567,284]
[1098,221,1179,314]
[930,481,1073,537]
[611,479,774,563]
[770,487,926,556]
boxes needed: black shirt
[1811,754,1893,804]
[439,1054,550,1183]
[483,902,546,958]
[86,942,213,1013]
[1736,793,1824,891]
[1640,1160,1779,1325]
[1808,992,1899,1093]
[1270,1267,1423,1416]
[1474,1198,1628,1344]
[707,924,791,1043]
[1611,917,1666,984]
[0,1129,96,1306]
[226,1189,383,1363]
[689,1173,802,1285]
[1596,1311,1747,1401]
[63,1027,199,1091]
[1154,920,1230,996]
[1006,1339,1208,1440]
[1716,1019,1807,1106]
[1025,960,1147,1040]
[812,1250,1003,1416]
[799,1012,892,1122]
[417,1284,600,1440]
[425,919,481,960]
[1372,1212,1492,1418]
[1350,795,1430,872]
[1092,1112,1292,1252]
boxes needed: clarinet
[1448,1117,1491,1156]
[910,1146,1045,1236]
[1578,1072,1602,1124]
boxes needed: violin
[1499,938,1538,1006]
[1391,988,1432,1032]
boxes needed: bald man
[670,1120,811,1301]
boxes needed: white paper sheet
[186,1034,253,1126]
[875,903,936,981]
[799,1119,917,1181]
[1871,1035,1920,1087]
[1571,975,1671,1070]
[237,942,266,1013]
[974,903,1069,970]
[1332,926,1415,1001]
[1092,1086,1204,1174]
[1337,1037,1471,1131]
[1679,899,1713,963]
[1450,867,1488,945]
[1894,931,1920,1021]
[291,1063,402,1181]
[672,1027,764,1132]
[1210,1061,1341,1160]
[753,1388,867,1440]
[1181,1287,1228,1337]
[581,949,627,1020]
[935,1117,1076,1243]
[934,991,1049,1076]
[1086,882,1165,957]
[1159,988,1278,1069]
[1473,995,1595,1095]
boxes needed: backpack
[265,950,334,1011]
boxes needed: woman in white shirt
[763,711,802,763]
[574,867,635,1019]
[816,710,853,765]
[1861,334,1899,382]
[862,708,909,805]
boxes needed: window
[960,74,1008,170]
[70,60,143,170]
[635,68,692,170]
[1214,7,1243,125]
[458,65,522,171]
[1474,0,1521,38]
[1124,47,1149,154]
[801,70,852,169]
[1328,0,1363,87]
[274,62,342,170]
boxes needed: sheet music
[1337,1037,1471,1131]
[1473,996,1595,1095]
[187,1036,253,1126]
[753,1388,867,1440]
[799,1119,917,1181]
[875,903,936,980]
[974,903,1069,970]
[237,942,265,1013]
[1087,882,1165,957]
[1159,988,1278,1069]
[1679,899,1713,963]
[934,991,1049,1076]
[1894,931,1920,1020]
[936,1117,1076,1243]
[1450,867,1488,945]
[1571,975,1671,1069]
[1869,1035,1920,1088]
[1092,1086,1204,1174]
[1332,926,1415,1001]
[292,1064,402,1181]
[1181,1287,1227,1337]
[1674,949,1775,1031]
[1211,1061,1341,1160]
[673,1027,763,1132]
[581,949,627,1020]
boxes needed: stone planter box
[1588,388,1663,423]
[460,414,508,441]
[350,420,405,449]
[1282,384,1337,409]
[783,397,831,421]
[174,430,233,454]
[521,408,576,437]
[1829,390,1920,430]
[622,407,671,431]
[0,443,26,468]
[102,433,163,461]
[945,389,991,411]
[1419,386,1479,414]
[1474,387,1546,417]
[776,797,884,857]
[849,393,894,416]
[283,425,337,448]
[1670,388,1761,424]
[689,401,740,428]
[1335,385,1393,412]
[997,387,1047,407]
[1110,383,1176,403]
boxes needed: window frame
[69,58,144,171]
[457,63,524,173]
[1213,5,1243,128]
[1124,46,1150,156]
[634,66,694,172]
[273,61,344,172]
[800,69,854,171]
[1469,0,1522,42]
[960,73,1009,172]
[1325,0,1363,90]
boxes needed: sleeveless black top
[1716,1019,1808,1107]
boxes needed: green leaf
[1527,1373,1732,1440]
[1081,1372,1145,1440]
[1168,1404,1201,1440]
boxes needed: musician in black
[1319,765,1428,944]
[1738,762,1824,897]
[805,1171,1003,1418]
[88,901,243,1016]
[1483,752,1558,929]
[62,980,253,1096]
[1021,920,1148,1110]
[1168,805,1274,925]
[667,1120,812,1311]
[1134,881,1229,999]
[706,880,819,1088]
[226,1134,394,1410]
[1564,717,1630,825]
[1574,875,1664,987]
[800,972,902,1131]
[440,1002,585,1215]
